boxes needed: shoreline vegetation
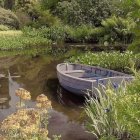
[0,0,140,140]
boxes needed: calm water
[0,55,95,140]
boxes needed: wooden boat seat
[64,70,85,74]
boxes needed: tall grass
[85,70,140,139]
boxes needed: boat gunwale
[57,63,133,83]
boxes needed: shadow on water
[46,78,85,107]
[0,50,96,140]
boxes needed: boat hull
[57,63,133,96]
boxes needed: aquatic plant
[0,89,54,140]
[69,51,140,73]
[15,88,31,108]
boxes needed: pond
[0,51,95,140]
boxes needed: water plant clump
[69,51,140,73]
[15,88,31,108]
[0,88,54,140]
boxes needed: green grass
[0,30,52,50]
[0,30,23,36]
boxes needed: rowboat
[57,63,133,96]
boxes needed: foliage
[0,35,51,50]
[0,0,4,7]
[40,0,60,11]
[42,25,67,42]
[69,51,140,73]
[0,24,10,31]
[55,0,112,26]
[1,89,53,140]
[66,25,94,43]
[129,31,140,53]
[0,27,52,51]
[0,30,22,36]
[0,7,20,29]
[15,10,32,27]
[15,0,60,28]
[23,25,67,43]
[85,87,123,139]
[115,71,140,139]
[120,0,140,53]
[32,9,60,28]
[100,16,136,44]
[85,70,140,139]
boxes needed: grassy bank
[0,30,52,50]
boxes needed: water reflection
[0,76,10,109]
[46,78,85,107]
[0,55,95,140]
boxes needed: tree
[55,0,112,26]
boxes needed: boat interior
[58,63,127,80]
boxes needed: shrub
[55,0,112,26]
[35,10,60,27]
[100,16,136,44]
[69,51,140,73]
[15,10,32,27]
[0,0,4,7]
[128,39,140,53]
[15,0,60,28]
[40,0,60,11]
[121,0,140,53]
[66,25,94,43]
[0,7,20,29]
[0,24,10,31]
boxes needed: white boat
[57,63,133,96]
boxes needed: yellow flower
[39,128,48,137]
[36,101,52,109]
[15,88,31,100]
[36,94,48,103]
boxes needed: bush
[15,0,60,28]
[100,16,136,44]
[40,0,60,11]
[0,7,20,29]
[0,24,10,31]
[34,10,60,27]
[15,10,32,27]
[121,0,140,53]
[66,25,94,43]
[55,0,112,26]
[0,0,4,7]
[69,51,140,73]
